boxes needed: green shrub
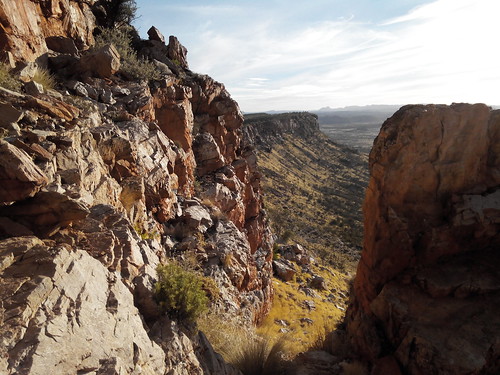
[97,0,138,28]
[154,263,209,322]
[94,27,160,81]
[0,63,21,91]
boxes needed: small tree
[154,263,209,323]
[94,0,138,28]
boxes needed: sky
[134,0,500,112]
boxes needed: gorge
[0,1,499,375]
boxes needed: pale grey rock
[183,205,213,232]
[193,132,225,176]
[67,80,89,97]
[0,237,166,375]
[194,331,243,375]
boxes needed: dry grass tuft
[32,68,56,90]
[228,334,288,375]
[199,315,288,375]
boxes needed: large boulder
[79,44,121,78]
[346,104,500,374]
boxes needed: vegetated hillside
[244,112,369,272]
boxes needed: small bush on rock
[154,263,208,323]
[94,27,160,81]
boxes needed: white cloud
[142,0,500,111]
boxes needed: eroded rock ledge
[346,103,500,375]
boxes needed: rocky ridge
[346,103,500,374]
[0,2,272,374]
[244,112,369,269]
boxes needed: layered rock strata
[0,0,96,63]
[0,6,272,374]
[346,103,500,374]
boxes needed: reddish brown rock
[346,104,500,374]
[148,26,165,44]
[79,43,120,78]
[0,0,96,63]
[0,140,48,203]
[167,35,189,69]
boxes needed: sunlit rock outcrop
[346,103,500,375]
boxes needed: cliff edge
[0,2,272,374]
[346,103,500,374]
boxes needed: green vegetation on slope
[258,131,368,272]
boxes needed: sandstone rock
[45,36,79,55]
[24,80,44,96]
[27,96,80,121]
[0,0,96,62]
[183,205,213,232]
[205,220,273,323]
[309,275,327,290]
[168,35,189,69]
[0,102,23,129]
[12,139,53,162]
[193,132,225,175]
[67,80,89,97]
[153,84,194,151]
[0,216,34,238]
[0,10,275,371]
[148,26,166,43]
[0,191,90,236]
[194,331,243,375]
[0,140,48,203]
[80,44,121,78]
[273,259,296,281]
[347,104,500,374]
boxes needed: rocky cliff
[0,2,272,374]
[346,103,500,374]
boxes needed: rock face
[0,237,166,375]
[0,0,97,63]
[346,104,500,374]
[243,111,320,152]
[0,3,271,373]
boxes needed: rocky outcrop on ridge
[346,103,500,374]
[243,112,320,152]
[0,4,271,374]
